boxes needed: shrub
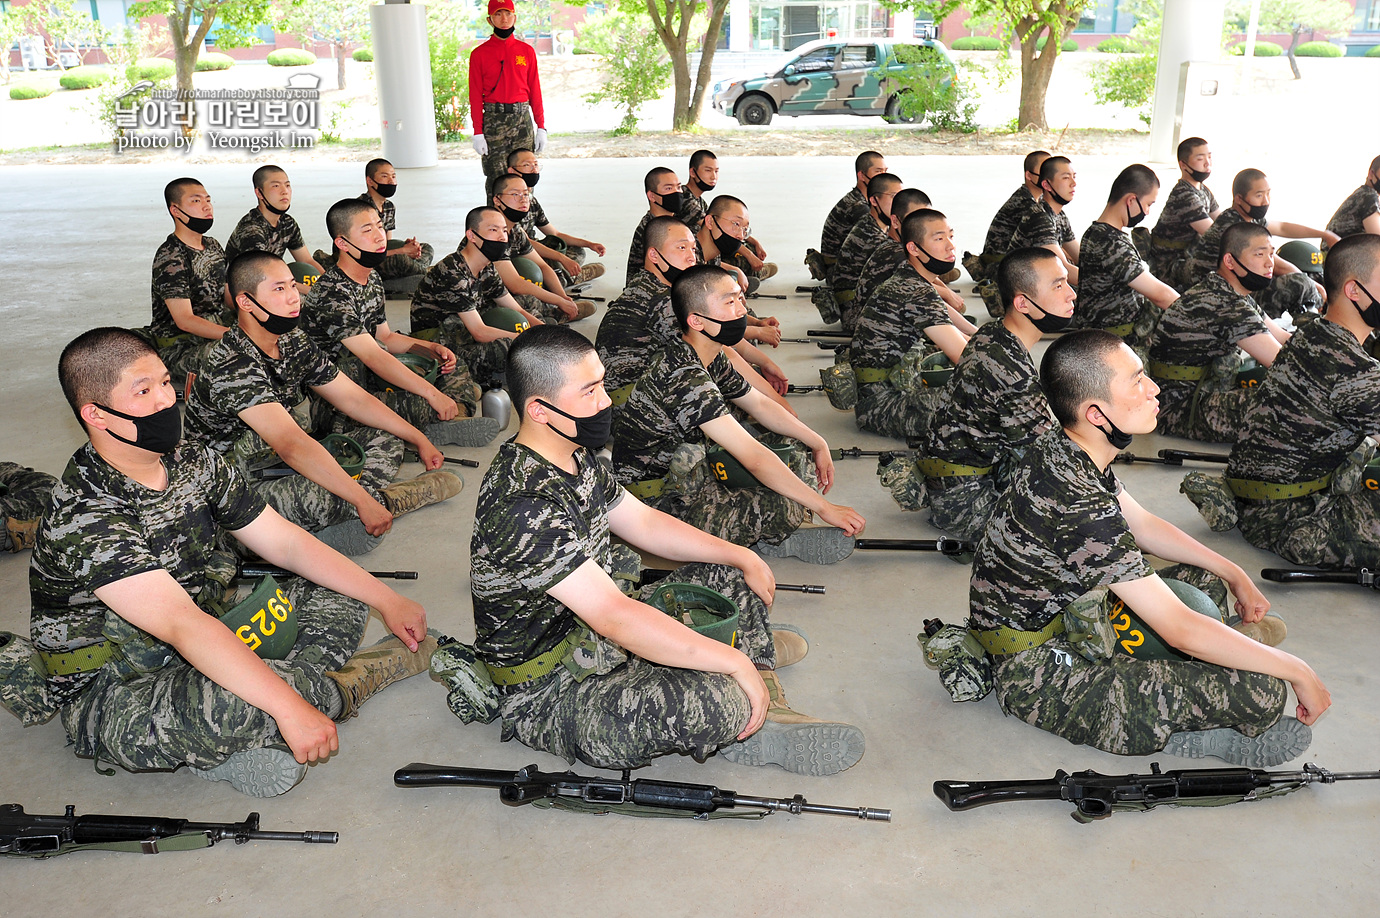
[352,48,374,62]
[580,10,671,135]
[196,52,235,71]
[59,66,112,90]
[1295,41,1342,58]
[127,58,175,81]
[430,33,470,142]
[1035,36,1079,52]
[951,36,1003,51]
[1096,37,1137,53]
[1229,41,1283,56]
[267,48,317,67]
[10,84,55,100]
[1090,49,1156,125]
[885,44,978,133]
[1367,45,1380,58]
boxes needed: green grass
[267,48,317,67]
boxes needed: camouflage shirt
[853,235,905,314]
[470,440,624,668]
[358,192,396,232]
[1009,201,1075,253]
[612,338,751,485]
[519,195,551,237]
[594,269,674,394]
[627,202,699,283]
[1072,221,1149,330]
[970,429,1151,633]
[820,186,868,257]
[1228,318,1380,485]
[834,214,888,294]
[1150,179,1217,246]
[683,192,710,234]
[183,326,339,461]
[29,442,266,702]
[300,264,386,362]
[982,185,1042,256]
[508,221,536,261]
[1182,209,1261,288]
[850,262,950,371]
[150,233,230,339]
[1324,184,1380,252]
[1150,272,1268,375]
[410,246,507,334]
[921,321,1054,473]
[225,207,306,261]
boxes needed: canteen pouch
[919,623,992,703]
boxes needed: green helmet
[288,261,321,287]
[646,582,740,647]
[1111,579,1223,662]
[1364,457,1380,493]
[1236,356,1269,389]
[386,238,407,251]
[920,351,955,389]
[481,306,531,334]
[318,433,365,479]
[396,352,440,383]
[512,256,545,288]
[1278,240,1324,276]
[219,575,298,660]
[705,443,795,489]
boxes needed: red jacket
[468,34,544,134]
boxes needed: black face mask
[174,206,213,234]
[1244,202,1269,220]
[538,400,612,450]
[709,218,743,260]
[656,190,685,215]
[373,183,397,199]
[1371,177,1380,194]
[1092,404,1133,450]
[245,293,299,335]
[1126,197,1147,228]
[95,401,183,454]
[1188,168,1211,183]
[1230,261,1273,292]
[694,313,748,347]
[691,173,716,193]
[1353,280,1380,328]
[494,26,515,38]
[652,249,683,285]
[260,195,290,216]
[475,234,511,262]
[1021,295,1072,333]
[1043,184,1070,207]
[912,242,955,277]
[499,203,527,223]
[518,171,540,188]
[342,240,387,269]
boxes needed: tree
[0,8,24,82]
[274,0,372,90]
[13,0,109,70]
[579,9,673,134]
[1226,0,1354,78]
[891,0,1093,130]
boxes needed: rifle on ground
[639,568,823,595]
[394,763,890,821]
[786,384,825,393]
[1262,568,1380,589]
[854,538,974,557]
[0,803,338,856]
[934,761,1379,824]
[780,339,850,349]
[806,329,849,338]
[832,447,914,461]
[796,285,821,293]
[442,457,481,468]
[1112,449,1230,466]
[240,562,418,581]
[747,292,787,300]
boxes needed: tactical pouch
[1331,437,1377,495]
[430,639,500,724]
[819,360,856,410]
[1180,472,1239,532]
[810,284,840,324]
[878,454,928,511]
[101,611,175,675]
[0,632,59,726]
[919,623,992,703]
[1062,588,1119,664]
[559,623,628,683]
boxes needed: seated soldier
[1009,155,1080,286]
[961,149,1049,316]
[410,206,543,388]
[1323,155,1380,254]
[897,247,1071,539]
[185,252,464,557]
[505,147,607,287]
[850,209,977,440]
[1179,168,1337,318]
[968,328,1328,765]
[1218,235,1380,568]
[613,266,865,564]
[812,150,887,282]
[853,187,932,321]
[1149,222,1291,443]
[0,460,57,552]
[302,199,495,448]
[224,164,323,275]
[469,325,864,775]
[490,173,596,323]
[684,149,776,280]
[694,195,782,345]
[150,177,234,381]
[358,158,433,291]
[28,327,439,796]
[1073,165,1179,344]
[833,172,902,333]
[1146,137,1220,288]
[627,166,694,285]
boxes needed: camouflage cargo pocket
[609,542,642,597]
[430,639,500,725]
[878,455,927,511]
[1332,437,1376,495]
[1180,472,1239,532]
[804,248,827,282]
[101,612,175,674]
[810,285,840,324]
[662,442,709,500]
[560,623,628,683]
[919,625,992,703]
[1062,588,1118,664]
[0,632,59,726]
[819,360,856,410]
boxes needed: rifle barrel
[1158,449,1229,465]
[443,457,482,468]
[1260,568,1360,585]
[806,329,849,338]
[725,793,890,821]
[854,538,973,554]
[241,563,417,580]
[786,385,825,393]
[774,583,826,594]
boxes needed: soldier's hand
[416,439,445,470]
[739,550,776,607]
[428,390,461,421]
[589,242,607,257]
[817,502,865,536]
[1293,668,1331,726]
[278,697,339,764]
[1230,575,1271,624]
[813,446,836,494]
[378,595,428,651]
[358,496,394,537]
[746,324,781,347]
[757,363,789,396]
[749,238,767,259]
[472,134,488,156]
[558,298,579,320]
[403,238,423,259]
[730,660,769,740]
[559,255,580,276]
[432,344,459,375]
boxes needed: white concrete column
[371,1,437,168]
[892,10,915,40]
[1149,0,1226,163]
[730,0,750,52]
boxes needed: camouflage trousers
[421,315,513,388]
[0,461,58,551]
[515,292,578,325]
[1253,271,1323,320]
[337,351,482,430]
[479,104,536,180]
[1239,488,1380,569]
[59,578,365,772]
[927,474,1000,542]
[157,336,219,385]
[653,442,817,547]
[380,242,435,281]
[496,562,771,768]
[1156,378,1253,444]
[255,422,403,532]
[855,381,942,440]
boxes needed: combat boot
[380,470,463,517]
[325,633,440,720]
[194,744,306,798]
[755,524,855,565]
[770,624,809,668]
[755,263,778,281]
[425,416,501,447]
[1163,717,1311,768]
[716,669,864,776]
[4,517,40,552]
[574,264,605,284]
[1229,614,1287,647]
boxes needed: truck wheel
[884,94,921,125]
[736,95,774,126]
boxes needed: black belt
[484,102,529,113]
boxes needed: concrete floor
[2,156,1378,916]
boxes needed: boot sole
[1162,717,1311,768]
[717,721,864,776]
[756,529,855,565]
[315,519,384,556]
[193,746,306,798]
[427,417,501,447]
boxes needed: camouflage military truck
[711,38,955,127]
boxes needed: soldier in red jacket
[469,0,547,180]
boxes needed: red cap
[488,0,515,14]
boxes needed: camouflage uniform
[1324,184,1380,254]
[479,104,535,180]
[683,192,710,235]
[357,193,434,280]
[470,440,773,768]
[834,215,888,333]
[521,194,588,282]
[820,186,868,267]
[301,264,481,430]
[1181,210,1322,319]
[149,233,231,380]
[224,207,306,262]
[29,442,365,772]
[506,221,570,325]
[593,269,674,408]
[1009,201,1075,258]
[963,185,1042,282]
[970,429,1288,756]
[853,235,905,320]
[1073,221,1158,348]
[1149,273,1271,443]
[625,198,700,286]
[409,246,514,387]
[183,326,403,534]
[850,262,951,439]
[1227,319,1380,568]
[913,321,1055,539]
[1148,179,1216,288]
[0,461,58,552]
[613,339,814,547]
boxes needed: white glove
[534,128,547,154]
[472,134,488,156]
